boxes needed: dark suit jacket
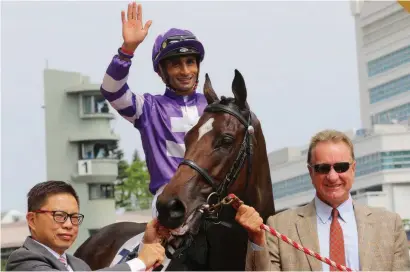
[6,236,131,271]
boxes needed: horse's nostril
[168,198,185,214]
[156,197,186,229]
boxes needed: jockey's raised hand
[235,204,266,247]
[121,2,152,52]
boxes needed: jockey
[100,2,208,218]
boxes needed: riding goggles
[155,35,200,60]
[309,162,352,174]
[161,35,198,49]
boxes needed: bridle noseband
[178,101,254,218]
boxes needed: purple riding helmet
[152,28,205,73]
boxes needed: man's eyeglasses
[308,162,352,174]
[34,210,84,225]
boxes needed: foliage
[112,142,130,208]
[114,148,152,210]
[1,259,7,271]
[403,219,410,249]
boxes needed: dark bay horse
[74,70,275,271]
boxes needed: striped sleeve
[100,54,145,125]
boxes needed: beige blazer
[246,200,410,271]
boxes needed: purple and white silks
[100,54,208,195]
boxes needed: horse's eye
[220,135,234,147]
[214,134,234,150]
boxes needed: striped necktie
[58,255,68,267]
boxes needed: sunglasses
[309,162,352,174]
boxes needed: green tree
[403,219,410,249]
[112,142,130,208]
[114,148,152,210]
[125,150,152,209]
[1,259,7,271]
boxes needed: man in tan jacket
[235,129,410,271]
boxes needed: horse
[73,69,275,271]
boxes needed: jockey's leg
[151,184,167,218]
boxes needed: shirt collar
[164,87,198,103]
[315,193,354,224]
[32,238,67,260]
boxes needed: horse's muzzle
[156,197,186,229]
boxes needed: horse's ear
[232,69,248,110]
[203,73,219,104]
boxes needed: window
[371,103,410,125]
[355,150,410,176]
[272,173,313,199]
[89,184,115,200]
[367,45,410,77]
[364,185,382,192]
[80,142,116,159]
[82,94,109,114]
[369,75,410,104]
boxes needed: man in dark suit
[6,180,167,271]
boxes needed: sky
[1,1,361,213]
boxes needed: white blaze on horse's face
[197,118,214,141]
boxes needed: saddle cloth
[110,232,171,271]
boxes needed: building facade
[43,69,120,253]
[351,0,410,128]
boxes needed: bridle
[160,100,255,263]
[178,100,255,219]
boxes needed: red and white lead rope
[227,193,355,272]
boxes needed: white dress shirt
[315,194,360,271]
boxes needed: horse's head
[156,69,274,238]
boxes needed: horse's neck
[245,120,275,221]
